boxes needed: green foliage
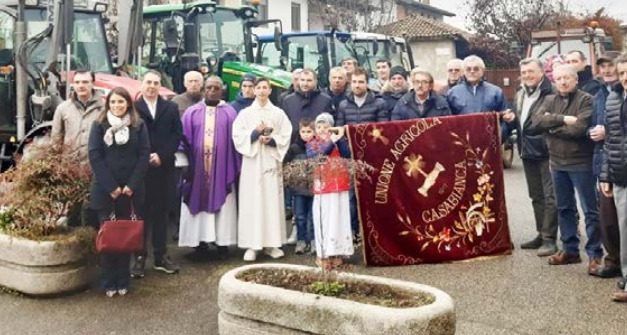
[0,144,91,239]
[0,207,14,232]
[309,280,346,297]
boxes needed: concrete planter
[218,264,455,335]
[0,232,94,295]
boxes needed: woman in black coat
[88,87,150,297]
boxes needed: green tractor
[141,0,291,102]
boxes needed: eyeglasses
[465,66,482,73]
[205,86,222,91]
[447,68,461,73]
[412,80,432,86]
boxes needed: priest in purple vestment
[178,76,242,257]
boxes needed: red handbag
[95,202,144,254]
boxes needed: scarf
[104,111,131,146]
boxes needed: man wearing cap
[391,69,450,120]
[590,52,622,278]
[381,66,410,114]
[230,73,256,113]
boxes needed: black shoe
[618,277,627,290]
[217,246,229,259]
[520,236,542,249]
[183,247,211,262]
[153,255,180,274]
[591,265,622,278]
[130,256,145,279]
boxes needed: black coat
[600,84,627,185]
[281,89,333,148]
[88,120,150,211]
[511,77,553,160]
[336,92,388,126]
[322,87,348,117]
[390,90,451,121]
[135,96,182,172]
[381,89,407,115]
[135,96,183,207]
[577,66,602,96]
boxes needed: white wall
[223,0,308,35]
[410,39,456,82]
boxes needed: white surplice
[312,191,354,257]
[232,100,292,250]
[178,190,238,247]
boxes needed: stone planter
[0,232,94,295]
[218,263,455,335]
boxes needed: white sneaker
[243,249,257,262]
[105,290,116,298]
[117,288,128,296]
[294,241,307,254]
[263,247,285,259]
[286,224,298,245]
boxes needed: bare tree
[464,0,567,52]
[309,0,396,32]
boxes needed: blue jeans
[349,188,359,235]
[293,195,313,242]
[551,169,602,258]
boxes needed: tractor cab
[256,30,355,87]
[142,0,291,101]
[351,32,414,78]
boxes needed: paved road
[1,158,626,335]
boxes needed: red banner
[347,113,512,266]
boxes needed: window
[291,2,301,32]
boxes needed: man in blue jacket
[447,55,509,139]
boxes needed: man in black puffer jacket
[335,67,387,244]
[336,67,388,126]
[599,53,627,303]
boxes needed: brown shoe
[547,251,581,265]
[587,258,602,275]
[612,291,627,303]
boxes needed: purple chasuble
[182,101,241,214]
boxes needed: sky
[430,0,627,31]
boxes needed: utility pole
[15,0,26,141]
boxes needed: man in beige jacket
[51,70,104,227]
[51,70,104,162]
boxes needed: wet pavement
[1,158,626,335]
